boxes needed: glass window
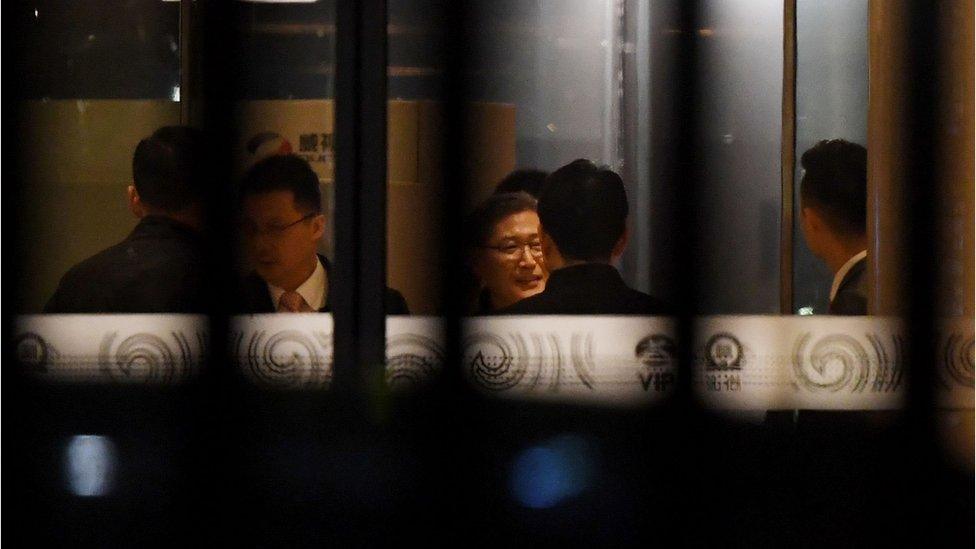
[793,0,868,315]
[16,0,181,100]
[14,0,182,313]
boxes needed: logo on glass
[705,333,743,371]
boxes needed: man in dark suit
[793,142,882,532]
[498,159,669,315]
[45,126,209,313]
[237,154,408,314]
[799,139,868,315]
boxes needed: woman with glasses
[466,192,548,314]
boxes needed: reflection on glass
[509,433,598,509]
[65,435,117,497]
[233,0,336,101]
[17,1,180,100]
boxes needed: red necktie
[277,290,313,312]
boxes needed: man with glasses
[466,191,547,313]
[499,159,669,315]
[237,154,408,314]
[45,126,209,313]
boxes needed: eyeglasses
[241,213,317,239]
[479,242,544,259]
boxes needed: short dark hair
[466,192,538,249]
[132,126,207,211]
[537,159,628,262]
[239,154,322,213]
[494,169,549,198]
[800,139,867,237]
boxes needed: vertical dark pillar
[333,0,388,406]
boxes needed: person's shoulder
[43,245,124,312]
[71,239,133,276]
[236,271,274,314]
[628,289,674,315]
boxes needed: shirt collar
[267,257,327,311]
[830,249,867,302]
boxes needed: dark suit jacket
[771,256,880,493]
[237,254,410,314]
[497,263,671,315]
[829,256,867,315]
[45,216,208,313]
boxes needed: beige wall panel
[385,101,430,311]
[235,100,336,181]
[462,102,518,212]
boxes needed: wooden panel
[781,0,796,314]
[868,1,974,315]
[936,0,975,318]
[867,0,909,315]
[870,0,975,467]
[462,102,518,211]
[936,0,975,468]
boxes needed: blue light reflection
[509,434,598,509]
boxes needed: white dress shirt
[266,257,327,311]
[829,249,867,303]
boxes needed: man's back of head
[800,139,867,239]
[538,158,628,264]
[800,139,869,314]
[132,126,207,214]
[498,159,671,315]
[494,168,549,198]
[44,126,210,313]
